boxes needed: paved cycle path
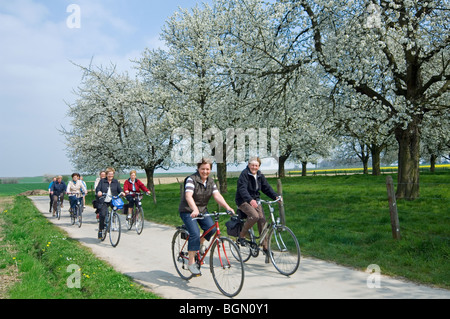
[31,196,449,299]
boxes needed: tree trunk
[395,121,421,200]
[371,144,382,176]
[430,154,436,173]
[216,162,228,194]
[363,157,369,175]
[278,155,288,178]
[144,167,157,204]
[301,161,307,176]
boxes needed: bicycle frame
[248,198,282,244]
[127,191,144,212]
[173,210,245,297]
[181,212,230,267]
[67,193,84,212]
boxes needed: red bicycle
[171,211,245,297]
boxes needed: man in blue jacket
[235,157,281,261]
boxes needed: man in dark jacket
[235,157,280,259]
[50,175,66,216]
[95,168,124,239]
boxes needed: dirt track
[30,196,450,299]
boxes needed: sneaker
[98,231,103,240]
[127,214,132,220]
[188,263,201,276]
[237,237,247,247]
[199,244,206,255]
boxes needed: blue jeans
[69,196,82,212]
[180,212,216,251]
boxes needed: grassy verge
[88,171,449,289]
[0,196,160,299]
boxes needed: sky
[0,0,208,178]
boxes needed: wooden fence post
[386,176,401,240]
[277,179,286,226]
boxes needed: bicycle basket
[112,197,124,209]
[225,216,242,237]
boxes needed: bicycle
[172,211,245,298]
[234,198,301,276]
[67,193,84,228]
[54,193,63,220]
[125,191,148,235]
[99,195,123,247]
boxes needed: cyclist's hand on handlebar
[226,208,235,216]
[97,191,103,197]
[190,209,201,218]
[277,196,283,203]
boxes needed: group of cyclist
[179,156,282,276]
[48,173,87,216]
[94,167,151,239]
[48,168,150,239]
[47,156,281,275]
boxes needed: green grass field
[0,196,160,299]
[96,171,448,289]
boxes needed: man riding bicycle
[235,157,282,262]
[50,175,66,217]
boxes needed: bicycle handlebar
[126,191,151,197]
[259,197,282,205]
[67,192,85,197]
[193,210,234,220]
[98,194,124,199]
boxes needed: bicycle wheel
[135,207,144,235]
[109,211,121,247]
[171,228,193,280]
[77,205,82,228]
[268,226,300,276]
[101,222,107,242]
[233,231,255,263]
[210,237,245,297]
[70,208,75,225]
[56,202,61,220]
[126,209,133,230]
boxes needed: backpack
[225,216,242,237]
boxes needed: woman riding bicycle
[66,173,87,214]
[124,170,151,220]
[50,175,66,217]
[178,158,235,275]
[235,157,281,262]
[95,167,125,239]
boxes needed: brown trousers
[52,194,64,213]
[239,202,268,249]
